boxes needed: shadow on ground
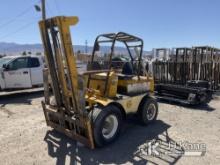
[0,91,44,108]
[157,99,215,112]
[44,118,184,165]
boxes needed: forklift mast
[39,16,94,148]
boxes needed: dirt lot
[0,91,220,165]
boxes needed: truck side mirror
[2,64,9,70]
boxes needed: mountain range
[0,42,152,56]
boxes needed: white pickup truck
[0,55,44,90]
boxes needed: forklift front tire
[139,98,158,125]
[90,105,122,147]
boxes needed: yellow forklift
[39,16,158,149]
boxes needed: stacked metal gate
[153,46,220,90]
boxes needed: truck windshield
[0,58,12,68]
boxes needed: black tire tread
[139,97,158,125]
[89,105,122,147]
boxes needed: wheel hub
[102,115,118,139]
[146,103,156,121]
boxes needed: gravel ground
[0,91,219,165]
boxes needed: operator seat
[118,62,134,80]
[122,62,133,75]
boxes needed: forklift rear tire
[139,98,158,125]
[90,105,122,147]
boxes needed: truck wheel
[139,98,158,125]
[89,105,122,147]
[197,91,212,105]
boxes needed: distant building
[76,53,99,63]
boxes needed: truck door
[4,57,32,89]
[28,57,43,86]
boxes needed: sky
[0,0,219,50]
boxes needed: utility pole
[85,40,88,54]
[41,0,46,20]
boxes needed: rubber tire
[197,91,212,105]
[89,105,122,147]
[139,98,158,125]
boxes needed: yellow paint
[116,94,146,113]
[89,71,118,98]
